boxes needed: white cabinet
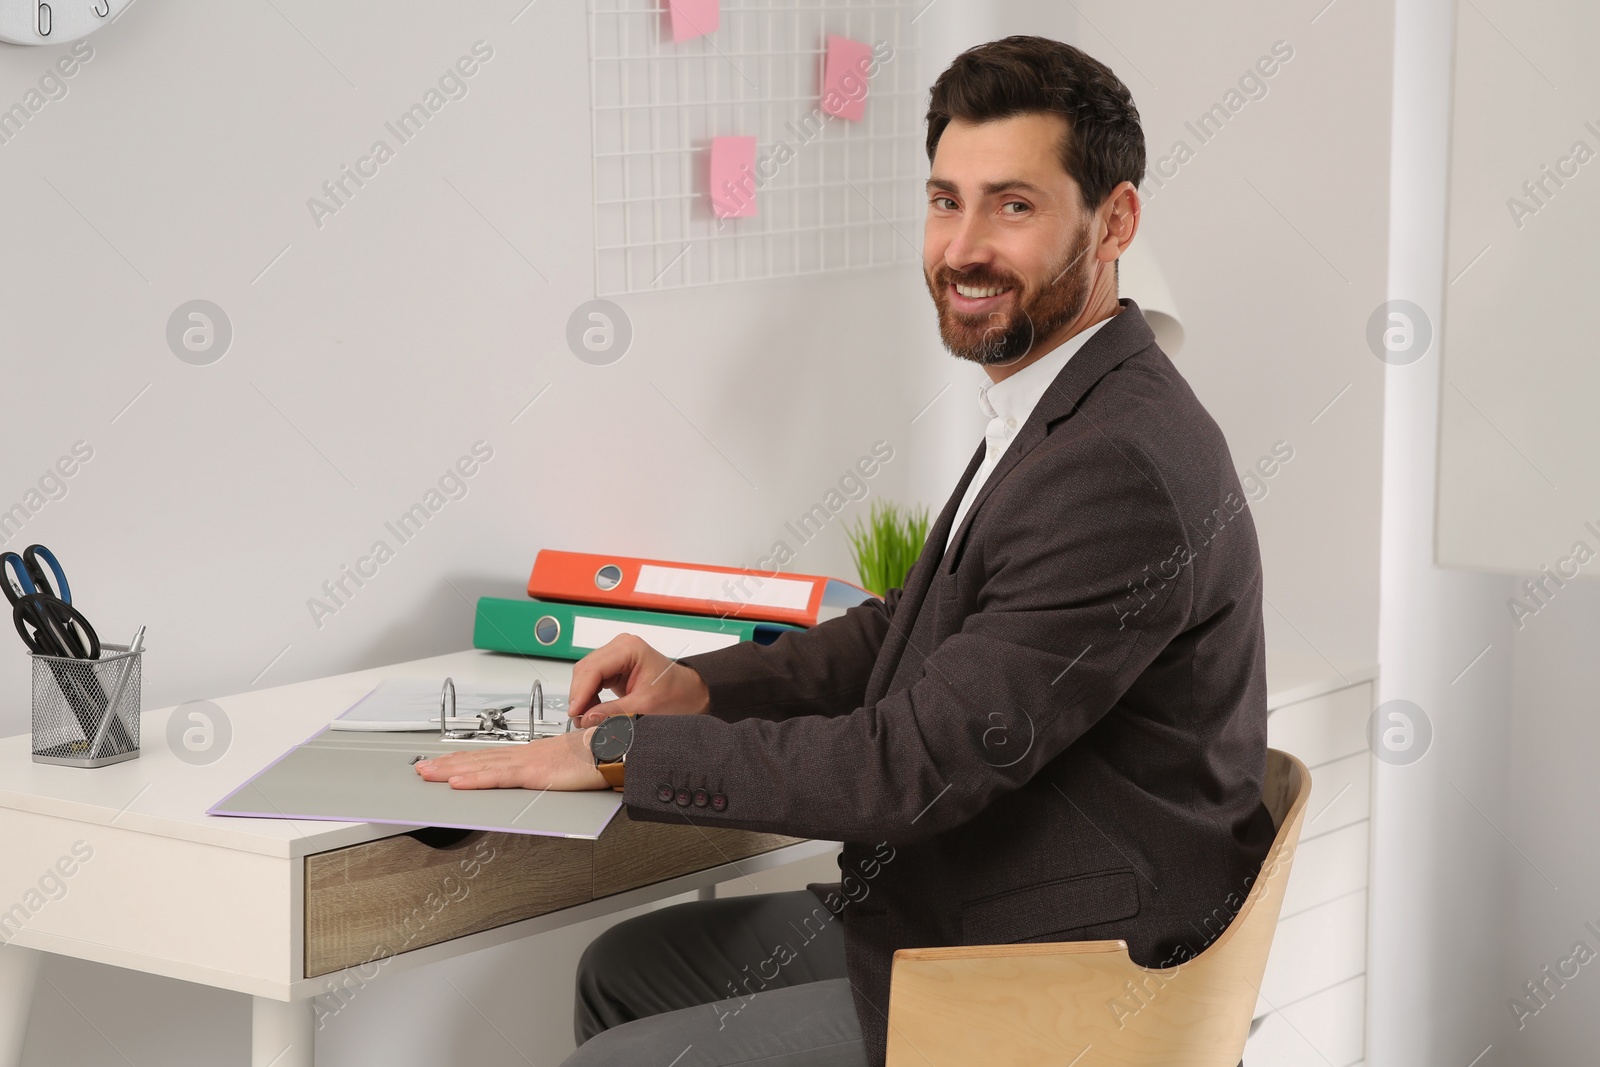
[1247,976,1366,1067]
[1247,680,1373,1067]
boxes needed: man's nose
[943,213,995,271]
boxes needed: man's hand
[568,634,712,727]
[413,725,608,790]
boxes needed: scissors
[2,544,135,758]
[3,544,100,659]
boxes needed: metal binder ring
[438,677,456,741]
[528,678,570,734]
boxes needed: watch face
[590,714,633,763]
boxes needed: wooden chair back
[884,749,1311,1066]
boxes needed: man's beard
[925,222,1096,366]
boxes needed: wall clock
[0,0,128,45]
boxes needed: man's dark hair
[925,36,1145,213]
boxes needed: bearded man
[419,34,1275,1067]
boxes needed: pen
[88,626,145,761]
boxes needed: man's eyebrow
[923,178,1047,197]
[981,179,1045,196]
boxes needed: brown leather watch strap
[598,758,625,791]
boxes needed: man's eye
[1001,201,1029,214]
[931,196,958,210]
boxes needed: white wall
[1370,2,1600,1065]
[1502,583,1600,1060]
[1435,0,1600,1062]
[1435,0,1600,574]
[0,0,927,729]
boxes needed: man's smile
[947,281,1016,313]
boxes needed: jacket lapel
[863,437,985,704]
[939,298,1157,567]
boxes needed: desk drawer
[593,808,800,896]
[304,817,804,978]
[304,828,591,978]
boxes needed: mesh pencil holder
[31,643,142,768]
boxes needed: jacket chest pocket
[931,568,963,636]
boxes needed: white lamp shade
[1118,235,1184,356]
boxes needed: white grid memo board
[588,0,923,295]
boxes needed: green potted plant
[846,500,930,598]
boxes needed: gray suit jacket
[620,299,1275,1066]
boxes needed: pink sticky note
[668,0,719,43]
[821,35,875,121]
[709,136,758,219]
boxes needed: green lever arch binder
[473,597,802,661]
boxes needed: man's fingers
[569,639,640,714]
[414,749,483,778]
[413,736,611,793]
[577,707,618,728]
[418,750,520,789]
[446,768,506,789]
[438,767,486,793]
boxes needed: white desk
[0,649,832,1067]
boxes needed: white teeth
[955,283,1006,299]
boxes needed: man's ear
[1095,181,1141,266]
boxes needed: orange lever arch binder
[526,549,873,628]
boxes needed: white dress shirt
[944,316,1114,553]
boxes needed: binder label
[636,564,813,611]
[570,615,742,659]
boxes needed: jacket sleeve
[675,586,903,723]
[620,435,1196,844]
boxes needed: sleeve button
[692,788,709,807]
[675,788,692,807]
[710,793,727,811]
[657,784,674,803]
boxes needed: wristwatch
[589,713,637,792]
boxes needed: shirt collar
[976,315,1115,423]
